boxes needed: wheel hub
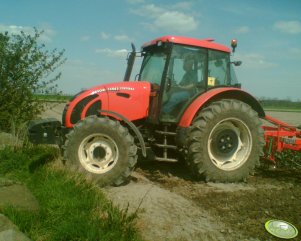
[208,118,252,171]
[88,141,113,164]
[78,134,118,174]
[93,146,106,160]
[214,129,238,155]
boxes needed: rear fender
[178,88,265,127]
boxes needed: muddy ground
[115,162,300,241]
[43,104,301,241]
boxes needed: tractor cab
[135,36,241,123]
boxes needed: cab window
[208,50,230,87]
[140,52,166,85]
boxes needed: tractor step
[155,130,176,136]
[154,143,177,149]
[155,156,178,162]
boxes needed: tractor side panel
[63,81,151,128]
[178,88,265,128]
[106,81,151,121]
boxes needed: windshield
[140,51,167,85]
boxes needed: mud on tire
[187,99,264,182]
[63,115,137,186]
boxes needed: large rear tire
[187,99,264,182]
[64,115,137,186]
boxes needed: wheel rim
[207,118,252,171]
[78,133,119,174]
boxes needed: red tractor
[28,36,301,186]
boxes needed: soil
[38,105,301,240]
[108,162,300,241]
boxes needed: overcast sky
[1,0,301,100]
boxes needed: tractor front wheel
[187,99,264,182]
[64,115,137,186]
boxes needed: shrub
[0,28,66,132]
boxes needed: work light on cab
[231,39,238,52]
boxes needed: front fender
[178,87,265,127]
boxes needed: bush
[0,28,66,132]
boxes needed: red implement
[262,115,301,162]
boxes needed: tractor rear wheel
[64,115,137,186]
[187,99,264,182]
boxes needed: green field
[35,94,73,103]
[264,108,301,112]
[260,99,301,112]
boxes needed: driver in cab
[162,54,198,114]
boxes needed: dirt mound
[104,176,228,241]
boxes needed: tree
[0,28,66,132]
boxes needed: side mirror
[231,61,242,66]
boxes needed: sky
[1,0,301,100]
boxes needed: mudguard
[178,87,265,128]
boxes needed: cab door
[139,49,169,123]
[160,45,207,122]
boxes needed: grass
[263,107,301,112]
[275,149,301,169]
[35,94,73,103]
[0,146,143,241]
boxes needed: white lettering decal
[91,88,106,95]
[91,86,135,95]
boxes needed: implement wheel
[64,115,137,186]
[187,99,264,182]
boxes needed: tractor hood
[63,81,151,128]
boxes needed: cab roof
[142,35,230,53]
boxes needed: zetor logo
[108,86,135,91]
[91,86,135,95]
